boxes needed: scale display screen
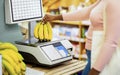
[41,42,71,61]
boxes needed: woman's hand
[88,68,100,75]
[42,14,63,23]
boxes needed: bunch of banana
[46,22,53,41]
[0,42,26,75]
[34,21,53,42]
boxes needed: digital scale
[5,0,73,66]
[15,39,73,66]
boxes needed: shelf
[51,20,90,26]
[53,36,86,43]
[51,21,81,26]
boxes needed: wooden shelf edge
[51,20,81,26]
[51,20,90,26]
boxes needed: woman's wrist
[88,68,100,75]
[55,15,63,20]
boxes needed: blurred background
[42,0,97,14]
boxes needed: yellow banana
[47,22,53,41]
[21,71,26,75]
[3,68,9,75]
[0,51,21,74]
[0,42,26,74]
[4,49,21,64]
[0,42,2,45]
[8,50,26,71]
[0,42,18,52]
[38,22,44,41]
[43,23,49,41]
[17,53,24,61]
[2,65,6,75]
[2,60,16,75]
[17,61,26,75]
[34,22,40,39]
[20,61,26,71]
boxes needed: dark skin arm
[88,68,100,75]
[42,14,63,23]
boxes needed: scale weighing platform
[15,39,73,66]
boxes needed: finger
[42,18,47,24]
[44,16,50,23]
[42,17,46,23]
